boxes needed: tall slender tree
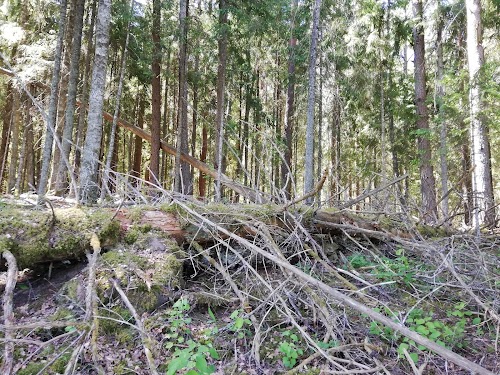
[215,0,228,201]
[435,2,449,223]
[281,0,298,200]
[37,0,67,203]
[55,0,86,195]
[100,0,134,199]
[303,0,322,202]
[412,0,437,223]
[466,0,495,228]
[79,0,112,204]
[174,0,192,194]
[150,0,162,186]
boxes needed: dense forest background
[0,0,498,225]
[1,1,500,374]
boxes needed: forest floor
[0,194,499,375]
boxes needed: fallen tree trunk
[0,66,268,204]
[0,201,438,271]
[107,112,268,203]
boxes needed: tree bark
[100,0,133,200]
[54,0,86,195]
[131,91,145,184]
[281,0,298,200]
[174,0,192,194]
[7,90,20,194]
[435,5,449,224]
[466,0,495,228]
[37,0,67,202]
[0,81,13,193]
[74,0,97,175]
[412,0,437,223]
[214,0,228,201]
[303,0,322,203]
[79,0,112,204]
[150,0,162,186]
[51,0,77,190]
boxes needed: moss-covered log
[0,201,441,271]
[0,205,120,270]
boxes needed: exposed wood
[1,250,18,374]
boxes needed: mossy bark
[0,204,120,270]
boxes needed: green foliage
[348,249,417,287]
[229,309,252,339]
[278,330,304,369]
[164,299,220,375]
[369,303,484,364]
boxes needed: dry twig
[1,250,18,375]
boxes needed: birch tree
[79,0,112,204]
[466,0,495,228]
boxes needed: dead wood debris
[1,197,499,375]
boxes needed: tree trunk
[317,49,323,202]
[412,0,437,223]
[303,0,322,203]
[37,0,67,202]
[51,0,77,190]
[74,0,97,176]
[100,0,133,200]
[132,92,145,184]
[214,0,228,201]
[150,0,162,186]
[160,47,171,185]
[466,0,495,228]
[435,5,449,224]
[79,0,112,204]
[7,90,20,194]
[330,83,341,205]
[174,0,192,194]
[54,0,86,196]
[281,0,297,200]
[24,88,35,190]
[0,81,12,193]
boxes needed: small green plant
[278,330,304,369]
[229,309,252,339]
[369,304,483,365]
[348,254,372,269]
[164,299,219,375]
[375,249,416,286]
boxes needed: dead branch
[174,199,496,375]
[111,278,159,375]
[282,169,328,210]
[338,174,408,210]
[1,250,18,375]
[439,251,500,324]
[191,241,262,365]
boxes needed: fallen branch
[338,174,408,210]
[174,199,496,375]
[1,250,18,375]
[282,169,328,210]
[111,278,159,375]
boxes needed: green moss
[116,327,136,345]
[0,206,120,269]
[416,225,447,238]
[124,228,140,244]
[16,352,71,375]
[50,307,75,322]
[99,306,133,334]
